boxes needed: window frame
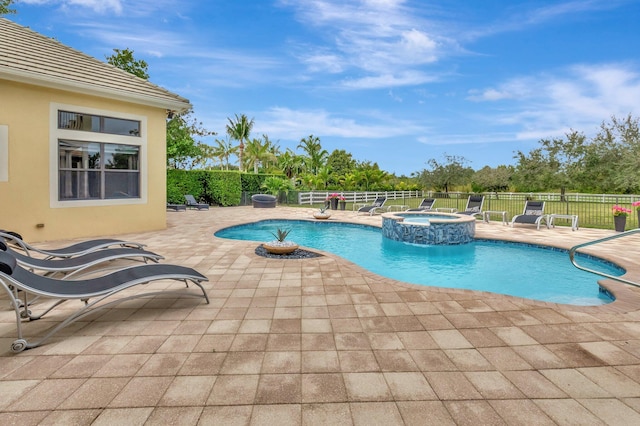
[49,103,148,208]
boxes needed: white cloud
[20,0,123,14]
[279,0,453,89]
[257,106,426,140]
[341,71,438,89]
[468,63,640,139]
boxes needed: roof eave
[0,68,192,113]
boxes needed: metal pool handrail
[569,228,640,288]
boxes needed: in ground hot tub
[381,211,475,245]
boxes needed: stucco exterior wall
[0,80,167,242]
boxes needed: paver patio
[2,206,640,425]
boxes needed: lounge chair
[511,200,548,230]
[0,250,209,352]
[357,197,387,215]
[0,231,146,259]
[0,239,163,279]
[167,203,187,211]
[184,194,209,210]
[456,195,485,219]
[407,198,436,211]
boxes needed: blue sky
[11,0,640,176]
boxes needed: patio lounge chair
[167,203,187,211]
[0,231,146,259]
[357,197,387,215]
[0,250,209,352]
[511,200,548,230]
[457,195,485,219]
[407,198,436,211]
[0,239,163,279]
[184,194,209,210]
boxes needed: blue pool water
[215,220,625,306]
[400,214,456,224]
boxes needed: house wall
[0,80,167,242]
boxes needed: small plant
[270,228,291,242]
[319,206,328,213]
[612,205,632,217]
[633,200,640,211]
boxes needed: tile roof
[0,18,191,112]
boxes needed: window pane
[58,140,100,169]
[102,117,140,136]
[58,170,101,200]
[58,111,94,131]
[104,144,139,170]
[105,171,139,198]
[58,110,140,137]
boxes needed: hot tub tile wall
[382,217,476,245]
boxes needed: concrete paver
[2,206,640,424]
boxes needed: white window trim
[0,125,8,182]
[49,103,148,208]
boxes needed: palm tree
[261,134,281,173]
[212,137,238,170]
[279,149,305,179]
[297,134,328,175]
[244,135,278,173]
[226,114,254,172]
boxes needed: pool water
[400,214,455,223]
[215,220,625,306]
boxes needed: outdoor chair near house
[0,231,146,260]
[251,194,277,208]
[357,197,387,215]
[407,198,436,211]
[456,195,485,219]
[511,200,548,230]
[0,250,209,353]
[184,194,209,210]
[0,239,163,279]
[167,203,187,212]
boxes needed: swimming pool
[215,220,625,306]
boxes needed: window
[58,110,141,136]
[58,140,140,200]
[51,103,147,208]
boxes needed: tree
[262,176,294,197]
[471,165,513,193]
[297,134,328,175]
[597,115,640,193]
[212,137,238,170]
[352,161,389,191]
[105,48,149,80]
[166,112,215,169]
[417,154,473,192]
[278,149,305,180]
[226,114,254,173]
[510,118,640,194]
[1,0,16,15]
[244,135,277,173]
[327,149,356,178]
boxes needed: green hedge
[167,170,279,206]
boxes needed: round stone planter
[313,212,331,220]
[262,242,299,255]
